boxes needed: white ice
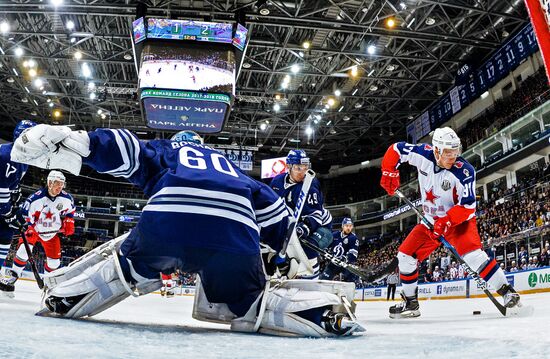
[1,279,548,359]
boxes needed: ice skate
[0,270,19,298]
[389,291,420,319]
[497,284,521,308]
[321,310,365,335]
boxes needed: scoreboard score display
[147,19,233,43]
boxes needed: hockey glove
[431,216,452,240]
[273,254,298,279]
[295,222,310,239]
[4,210,27,231]
[380,170,400,196]
[62,217,75,236]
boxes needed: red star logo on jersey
[44,210,54,220]
[425,187,439,204]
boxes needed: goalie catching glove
[11,124,91,175]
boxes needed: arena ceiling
[0,0,530,169]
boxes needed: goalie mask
[171,130,204,145]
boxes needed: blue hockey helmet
[171,130,203,144]
[286,149,310,166]
[342,217,353,226]
[13,120,37,141]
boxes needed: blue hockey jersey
[83,129,289,257]
[329,230,359,264]
[0,143,28,216]
[269,173,332,232]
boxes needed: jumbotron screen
[139,42,235,94]
[138,42,235,133]
[261,157,288,179]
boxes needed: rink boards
[14,266,550,302]
[360,266,550,301]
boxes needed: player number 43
[179,146,239,178]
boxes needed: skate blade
[35,307,63,318]
[342,321,366,335]
[389,310,420,319]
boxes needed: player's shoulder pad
[269,173,285,188]
[332,230,340,237]
[59,190,74,200]
[309,177,322,192]
[449,157,475,183]
[30,188,45,199]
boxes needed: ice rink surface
[0,279,548,359]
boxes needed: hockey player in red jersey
[0,170,75,295]
[380,127,520,318]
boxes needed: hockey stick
[394,189,507,316]
[298,238,373,280]
[20,229,44,289]
[279,169,315,257]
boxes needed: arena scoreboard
[131,17,249,133]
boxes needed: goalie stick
[394,189,511,316]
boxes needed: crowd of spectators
[320,68,548,206]
[459,67,549,150]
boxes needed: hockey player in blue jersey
[0,120,37,272]
[10,126,364,337]
[320,217,359,282]
[270,150,333,278]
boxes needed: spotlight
[28,69,37,77]
[302,41,311,49]
[66,20,75,30]
[260,123,267,131]
[50,0,63,7]
[291,64,300,74]
[0,21,9,34]
[327,98,336,107]
[74,51,82,60]
[386,18,396,28]
[334,89,341,97]
[53,109,61,118]
[367,45,376,55]
[14,47,23,57]
[90,92,96,100]
[273,103,281,112]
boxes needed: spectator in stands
[432,266,443,282]
[540,243,550,266]
[518,246,528,264]
[520,258,528,270]
[509,261,519,272]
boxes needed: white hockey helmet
[47,170,66,184]
[432,127,461,154]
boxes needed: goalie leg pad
[231,279,364,337]
[40,234,161,318]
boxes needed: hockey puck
[472,310,481,315]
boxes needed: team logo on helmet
[441,179,451,191]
